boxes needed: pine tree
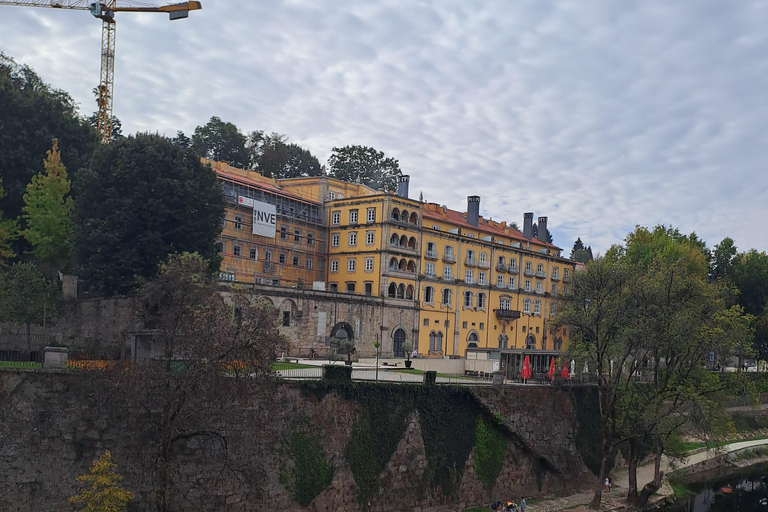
[22,139,72,267]
[70,450,133,512]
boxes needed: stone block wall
[0,371,594,512]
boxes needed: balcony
[496,263,508,272]
[425,250,439,260]
[495,309,521,320]
[563,275,572,283]
[465,257,477,267]
[496,282,507,289]
[424,271,437,279]
[551,273,560,281]
[478,260,490,269]
[442,253,456,264]
[536,271,546,279]
[524,269,534,277]
[509,266,519,275]
[536,288,545,295]
[263,261,275,273]
[465,277,476,284]
[478,278,487,286]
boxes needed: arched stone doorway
[467,331,479,348]
[331,322,355,354]
[393,328,406,357]
[525,334,536,350]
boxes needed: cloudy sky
[2,1,767,254]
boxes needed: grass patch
[272,362,316,370]
[0,361,41,369]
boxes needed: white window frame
[524,279,532,292]
[536,281,543,294]
[443,266,453,280]
[464,291,473,308]
[347,258,356,272]
[497,275,504,287]
[500,297,511,310]
[366,231,375,245]
[477,293,486,309]
[331,233,340,247]
[424,286,435,304]
[523,298,531,314]
[509,276,516,289]
[478,271,486,285]
[534,300,541,315]
[367,208,376,223]
[365,257,374,273]
[349,232,357,246]
[349,209,358,224]
[332,211,340,225]
[425,262,435,277]
[330,260,338,273]
[465,269,474,283]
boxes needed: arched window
[442,288,452,306]
[436,332,443,352]
[406,285,414,300]
[393,328,406,357]
[477,293,486,309]
[391,208,400,221]
[500,297,511,310]
[534,299,541,315]
[550,301,557,316]
[467,332,479,348]
[401,210,409,222]
[523,298,531,314]
[397,283,405,299]
[410,212,418,224]
[464,291,473,308]
[408,237,417,249]
[526,334,536,350]
[388,283,397,298]
[399,258,407,271]
[407,260,416,273]
[537,263,544,275]
[424,286,434,303]
[390,233,399,246]
[389,257,398,270]
[429,331,436,352]
[400,235,408,247]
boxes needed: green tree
[246,131,323,178]
[73,133,224,295]
[327,145,402,191]
[21,139,73,268]
[730,250,768,360]
[70,450,133,512]
[0,52,98,223]
[191,116,249,168]
[709,237,737,282]
[0,262,60,349]
[571,237,593,263]
[285,143,323,178]
[0,177,18,265]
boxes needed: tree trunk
[626,438,640,504]
[636,440,664,507]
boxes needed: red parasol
[548,356,556,380]
[561,359,570,379]
[521,355,532,380]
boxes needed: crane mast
[0,1,202,142]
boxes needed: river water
[667,463,767,512]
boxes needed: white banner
[251,200,277,238]
[238,196,254,208]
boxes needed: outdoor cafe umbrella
[548,356,556,380]
[521,355,532,381]
[570,359,575,376]
[561,359,570,379]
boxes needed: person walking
[520,496,526,512]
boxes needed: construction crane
[0,1,202,142]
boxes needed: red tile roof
[215,168,319,206]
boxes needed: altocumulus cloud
[1,0,766,253]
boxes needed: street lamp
[374,334,381,382]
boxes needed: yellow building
[213,162,575,372]
[418,198,574,375]
[210,160,327,288]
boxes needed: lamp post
[374,334,380,382]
